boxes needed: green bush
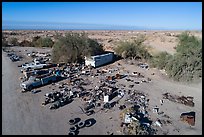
[8,37,19,46]
[52,32,105,63]
[149,51,172,69]
[2,35,8,47]
[165,32,202,82]
[33,37,54,47]
[32,36,41,42]
[19,40,34,47]
[114,37,151,61]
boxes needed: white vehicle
[21,61,47,70]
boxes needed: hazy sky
[2,2,202,30]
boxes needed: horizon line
[2,29,202,31]
[2,20,202,31]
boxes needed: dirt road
[2,51,64,135]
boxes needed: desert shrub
[114,36,151,61]
[33,37,54,47]
[19,40,34,47]
[149,51,172,69]
[2,34,8,47]
[149,32,202,82]
[2,39,8,47]
[32,36,41,43]
[176,31,201,54]
[8,37,19,46]
[165,32,202,81]
[2,33,8,47]
[52,32,105,63]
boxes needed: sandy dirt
[3,30,202,55]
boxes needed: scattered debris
[138,63,149,69]
[7,52,22,62]
[160,99,164,105]
[162,93,194,107]
[154,120,162,128]
[180,111,195,126]
[124,113,132,124]
[153,106,159,113]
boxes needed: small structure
[85,52,113,68]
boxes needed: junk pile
[42,90,73,110]
[7,52,21,62]
[16,50,160,134]
[162,93,194,107]
[36,63,126,111]
[27,51,51,60]
[138,63,149,69]
[125,90,149,107]
[120,92,157,135]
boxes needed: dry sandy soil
[2,30,202,135]
[3,30,202,55]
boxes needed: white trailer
[85,53,113,68]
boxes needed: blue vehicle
[20,74,58,91]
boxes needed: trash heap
[7,52,22,62]
[162,92,194,107]
[120,91,157,135]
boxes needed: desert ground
[2,30,202,135]
[3,30,202,54]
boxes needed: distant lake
[2,21,160,31]
[2,21,197,31]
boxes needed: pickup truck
[21,61,47,70]
[20,74,58,91]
